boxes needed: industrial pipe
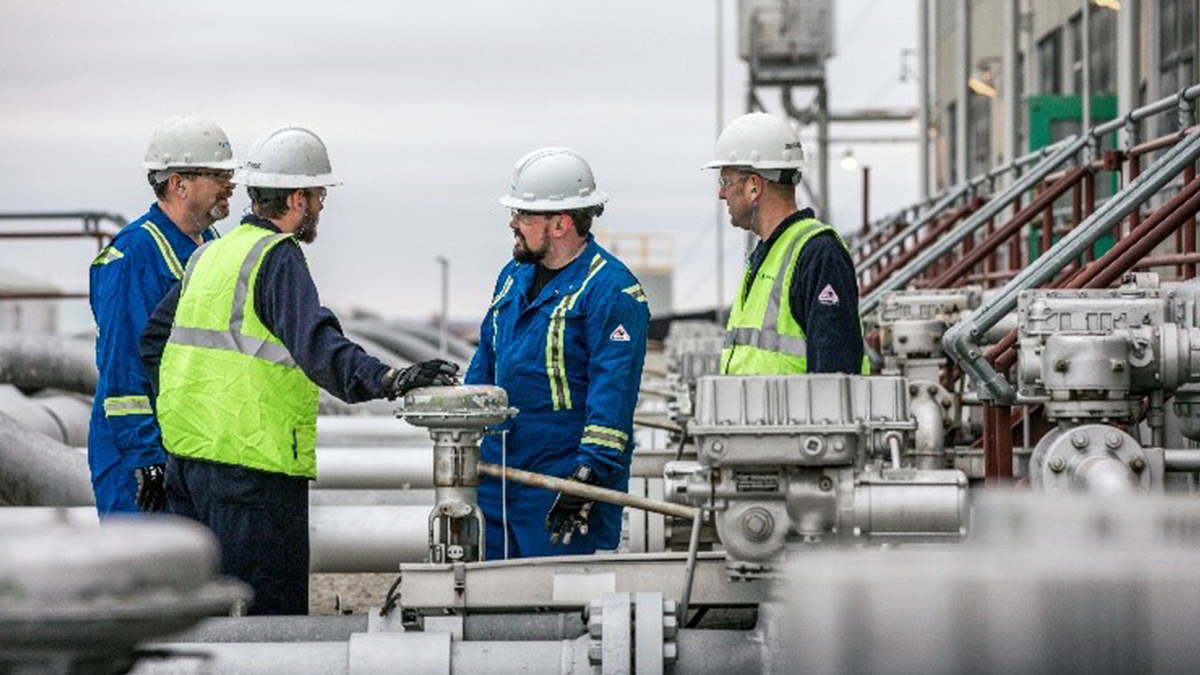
[168,612,589,643]
[478,462,698,519]
[312,448,433,490]
[134,630,762,675]
[1,506,430,572]
[0,332,97,395]
[0,385,91,446]
[0,409,94,506]
[944,126,1200,403]
[910,391,947,471]
[862,135,1090,315]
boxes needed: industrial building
[6,2,1200,674]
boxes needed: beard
[207,200,230,222]
[295,207,320,244]
[512,230,549,263]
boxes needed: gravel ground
[309,573,399,615]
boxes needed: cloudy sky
[0,0,918,326]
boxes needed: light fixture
[968,77,997,98]
[840,150,859,172]
[1093,0,1120,9]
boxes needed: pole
[435,255,449,359]
[1082,0,1092,133]
[715,0,725,312]
[477,462,698,520]
[918,0,931,199]
[861,165,871,234]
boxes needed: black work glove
[545,464,600,546]
[383,359,460,400]
[136,463,166,512]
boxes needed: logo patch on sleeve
[609,324,631,342]
[817,284,840,306]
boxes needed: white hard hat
[499,147,608,212]
[236,127,342,189]
[143,114,237,171]
[704,112,805,183]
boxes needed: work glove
[545,464,600,546]
[136,463,166,513]
[383,359,460,400]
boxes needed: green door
[1027,94,1118,260]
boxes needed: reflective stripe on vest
[167,233,297,366]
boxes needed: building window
[1160,0,1197,99]
[968,92,992,177]
[1037,29,1062,95]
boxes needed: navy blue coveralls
[465,236,650,559]
[141,215,391,615]
[88,203,215,516]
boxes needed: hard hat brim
[498,190,609,211]
[236,171,343,189]
[142,158,241,171]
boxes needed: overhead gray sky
[0,0,918,326]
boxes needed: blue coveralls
[465,236,650,559]
[88,203,214,516]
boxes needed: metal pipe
[314,416,429,447]
[477,461,698,519]
[1165,449,1200,472]
[911,393,946,471]
[0,409,94,506]
[857,185,970,272]
[924,167,1091,289]
[863,136,1089,316]
[0,333,97,395]
[944,127,1200,403]
[679,508,705,623]
[1075,456,1138,496]
[1003,0,1018,185]
[956,0,970,187]
[312,448,433,490]
[136,631,762,675]
[4,505,430,571]
[919,0,931,199]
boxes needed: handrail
[942,126,1200,404]
[860,135,1089,316]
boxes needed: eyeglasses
[717,173,753,192]
[510,209,555,222]
[305,188,327,204]
[178,169,235,182]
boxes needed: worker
[88,114,236,517]
[705,112,868,375]
[465,147,650,559]
[139,126,458,615]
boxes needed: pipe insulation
[313,448,433,490]
[1,506,430,572]
[132,630,761,675]
[0,409,94,506]
[0,385,91,446]
[0,332,97,395]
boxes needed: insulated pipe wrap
[0,333,97,395]
[0,409,94,506]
